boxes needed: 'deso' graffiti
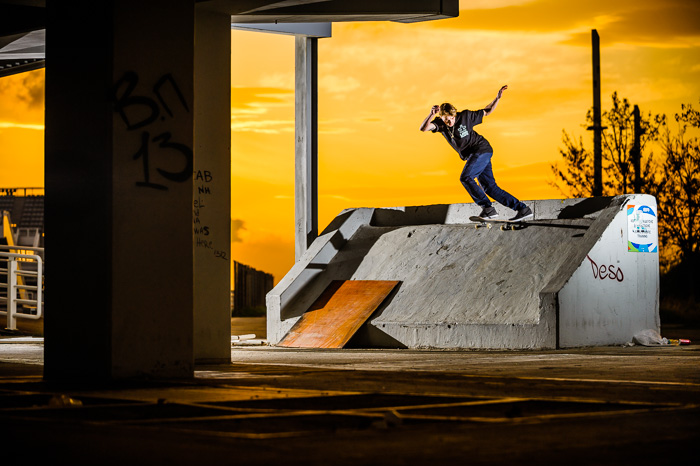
[586,255,624,282]
[113,72,193,190]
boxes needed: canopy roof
[0,0,457,77]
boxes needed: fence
[232,261,273,316]
[0,187,45,196]
[0,245,44,330]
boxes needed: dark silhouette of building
[232,261,273,316]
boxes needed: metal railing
[0,187,45,196]
[0,245,44,330]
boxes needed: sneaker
[477,206,498,219]
[509,206,533,222]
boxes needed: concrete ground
[1,319,699,465]
[231,316,267,340]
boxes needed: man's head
[439,103,457,127]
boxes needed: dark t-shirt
[431,109,493,160]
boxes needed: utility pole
[632,105,643,193]
[587,29,604,196]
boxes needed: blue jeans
[459,152,525,210]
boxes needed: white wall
[558,194,660,347]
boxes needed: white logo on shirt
[458,124,468,138]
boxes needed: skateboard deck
[468,217,590,232]
[468,216,528,230]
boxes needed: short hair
[439,103,457,117]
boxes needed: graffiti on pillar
[113,71,193,190]
[193,169,228,261]
[586,255,624,282]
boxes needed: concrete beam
[231,22,331,37]
[294,35,318,261]
[225,0,459,23]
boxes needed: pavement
[1,320,699,465]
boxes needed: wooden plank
[278,280,400,348]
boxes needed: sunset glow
[2,1,699,284]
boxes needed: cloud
[413,170,449,178]
[230,86,295,133]
[318,125,354,135]
[0,69,45,109]
[320,194,351,201]
[500,130,536,138]
[231,218,246,242]
[231,86,293,114]
[231,119,295,134]
[0,121,44,130]
[320,74,361,96]
[461,0,534,9]
[21,72,44,108]
[259,72,294,89]
[430,0,700,47]
[317,117,355,135]
[562,9,700,47]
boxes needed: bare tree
[598,92,665,194]
[550,131,595,197]
[651,101,700,269]
[553,95,699,282]
[551,92,665,196]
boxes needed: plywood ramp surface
[278,280,400,348]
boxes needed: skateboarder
[419,85,532,221]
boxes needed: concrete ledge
[267,196,659,349]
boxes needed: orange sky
[2,0,700,284]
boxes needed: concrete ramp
[268,195,660,349]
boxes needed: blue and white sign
[627,204,658,253]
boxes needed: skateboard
[468,216,528,230]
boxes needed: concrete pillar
[294,36,318,261]
[44,0,195,380]
[193,6,232,363]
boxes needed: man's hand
[421,105,440,132]
[485,85,508,117]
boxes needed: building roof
[0,0,457,77]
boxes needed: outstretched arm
[483,85,507,117]
[420,105,440,132]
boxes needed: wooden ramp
[278,280,400,348]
